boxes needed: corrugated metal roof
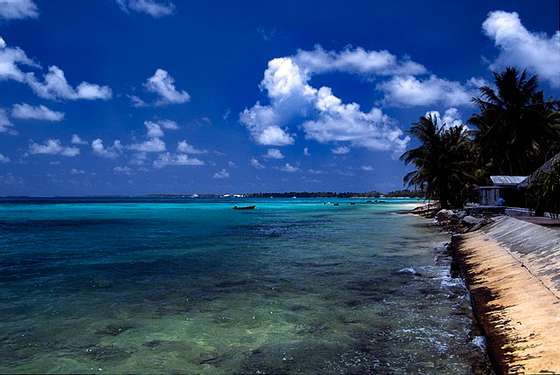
[490,175,528,186]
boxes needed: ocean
[0,198,487,373]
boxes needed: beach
[0,198,488,373]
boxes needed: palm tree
[401,115,476,208]
[469,67,560,176]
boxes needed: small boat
[233,205,256,210]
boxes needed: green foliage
[469,67,560,176]
[400,115,476,208]
[527,161,560,219]
[401,66,560,210]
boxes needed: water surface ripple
[0,198,487,373]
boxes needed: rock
[462,215,483,226]
[435,209,455,222]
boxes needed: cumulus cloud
[377,75,475,107]
[143,69,190,105]
[331,146,350,155]
[27,66,112,100]
[70,168,85,175]
[0,108,16,134]
[129,137,166,153]
[0,153,10,163]
[239,103,295,146]
[153,152,204,168]
[145,121,165,138]
[91,138,123,158]
[263,148,284,159]
[113,165,134,175]
[482,10,560,87]
[116,0,175,17]
[361,165,374,171]
[213,169,229,179]
[278,163,299,172]
[303,87,410,155]
[293,45,426,76]
[0,36,39,82]
[303,147,310,156]
[177,140,205,154]
[0,0,38,20]
[240,50,411,154]
[250,158,264,169]
[11,103,64,121]
[0,38,112,100]
[424,107,467,130]
[71,134,87,145]
[29,139,79,157]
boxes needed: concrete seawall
[452,216,560,374]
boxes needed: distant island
[145,190,425,199]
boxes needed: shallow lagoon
[0,198,487,373]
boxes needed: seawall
[452,216,560,374]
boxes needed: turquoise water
[0,198,486,373]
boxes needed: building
[478,175,528,206]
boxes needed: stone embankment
[429,208,560,374]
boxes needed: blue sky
[0,0,558,195]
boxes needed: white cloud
[424,107,466,130]
[0,108,16,134]
[29,139,79,157]
[293,45,426,76]
[361,165,374,171]
[144,69,190,105]
[71,134,87,145]
[239,103,295,146]
[153,152,204,168]
[303,87,410,155]
[331,146,350,155]
[377,75,474,107]
[0,38,112,101]
[91,138,122,158]
[213,169,229,179]
[250,158,264,169]
[116,0,175,18]
[157,119,179,130]
[144,120,165,138]
[0,36,39,82]
[0,0,38,20]
[241,51,411,154]
[0,153,10,163]
[177,140,205,154]
[11,103,64,121]
[113,165,134,175]
[303,147,310,156]
[143,119,178,139]
[263,148,284,159]
[482,10,560,87]
[70,168,85,175]
[239,57,315,146]
[278,163,299,173]
[26,66,112,100]
[129,137,166,153]
[307,168,324,175]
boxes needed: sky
[0,0,559,196]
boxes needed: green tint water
[0,198,483,373]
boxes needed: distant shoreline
[0,191,426,200]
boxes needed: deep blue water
[0,198,486,373]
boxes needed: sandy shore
[451,216,560,374]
